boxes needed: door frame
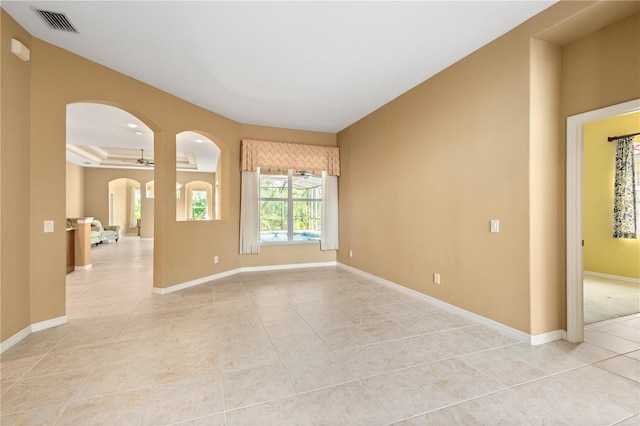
[566,98,640,343]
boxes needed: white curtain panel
[321,172,339,251]
[240,170,261,254]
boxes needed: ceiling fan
[133,149,153,166]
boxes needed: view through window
[259,170,322,242]
[191,189,208,220]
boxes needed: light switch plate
[44,220,54,233]
[490,219,499,233]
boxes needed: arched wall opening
[66,102,158,293]
[175,131,222,221]
[108,178,143,236]
[179,180,214,221]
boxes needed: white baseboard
[31,316,68,332]
[338,263,563,346]
[0,325,31,354]
[154,261,338,294]
[74,264,92,270]
[584,271,640,284]
[240,261,337,273]
[1,315,67,354]
[153,268,241,294]
[530,329,567,345]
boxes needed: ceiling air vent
[32,8,79,33]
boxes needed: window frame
[259,169,322,244]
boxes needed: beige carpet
[584,275,640,324]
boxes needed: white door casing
[566,98,640,343]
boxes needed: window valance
[241,139,340,176]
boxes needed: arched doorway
[65,102,156,293]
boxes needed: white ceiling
[3,1,556,133]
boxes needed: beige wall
[239,124,337,147]
[338,23,533,333]
[337,6,640,335]
[561,12,640,119]
[66,162,84,218]
[1,10,32,340]
[529,39,563,334]
[0,10,337,343]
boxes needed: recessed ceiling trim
[84,145,109,158]
[66,144,102,163]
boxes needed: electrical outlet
[434,273,441,285]
[214,256,219,264]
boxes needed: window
[145,181,154,198]
[191,189,208,220]
[131,186,141,228]
[259,170,322,243]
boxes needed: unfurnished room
[1,1,639,425]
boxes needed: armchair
[91,219,120,244]
[90,220,102,246]
[102,223,120,243]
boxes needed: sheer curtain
[240,170,261,254]
[321,172,339,250]
[612,137,637,239]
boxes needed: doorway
[566,98,640,343]
[65,103,156,310]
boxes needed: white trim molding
[1,316,67,354]
[31,316,68,332]
[584,271,640,284]
[338,263,562,346]
[74,264,92,270]
[240,261,337,273]
[0,326,31,354]
[152,268,241,294]
[153,261,338,294]
[530,329,567,346]
[566,98,640,343]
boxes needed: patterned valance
[241,139,340,176]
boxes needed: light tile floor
[1,237,639,425]
[584,275,640,324]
